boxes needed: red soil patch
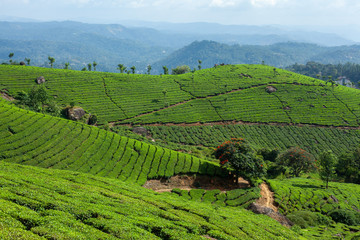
[143,174,250,192]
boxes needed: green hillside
[0,99,221,185]
[1,64,359,126]
[0,161,301,240]
[140,124,360,157]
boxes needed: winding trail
[256,182,278,212]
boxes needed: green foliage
[15,85,60,116]
[318,150,338,188]
[214,138,266,181]
[88,114,98,125]
[336,146,360,184]
[287,61,360,87]
[172,65,191,75]
[0,161,301,240]
[0,99,220,185]
[277,147,316,177]
[329,209,360,226]
[268,178,360,217]
[287,211,332,228]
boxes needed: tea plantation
[1,64,360,239]
[0,64,359,126]
[0,99,222,185]
[0,161,301,240]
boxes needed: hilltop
[1,64,359,126]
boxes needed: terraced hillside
[1,64,359,126]
[141,124,360,157]
[0,99,221,185]
[0,161,301,240]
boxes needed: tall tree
[162,66,169,75]
[87,63,92,71]
[64,62,70,70]
[214,138,266,183]
[9,53,14,63]
[130,66,136,74]
[319,150,338,189]
[93,61,97,71]
[198,60,202,70]
[24,58,31,66]
[48,56,55,68]
[147,65,152,75]
[117,64,126,73]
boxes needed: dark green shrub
[88,114,97,125]
[329,209,360,226]
[287,211,332,228]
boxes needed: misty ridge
[1,20,360,74]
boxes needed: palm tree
[48,56,55,68]
[9,53,14,63]
[93,61,97,71]
[163,66,169,75]
[117,64,126,73]
[25,58,31,66]
[130,66,136,74]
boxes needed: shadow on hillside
[292,184,322,189]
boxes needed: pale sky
[0,0,359,26]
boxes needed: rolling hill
[1,63,360,239]
[1,64,359,157]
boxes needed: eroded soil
[143,175,250,192]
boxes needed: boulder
[249,202,293,227]
[132,127,148,136]
[36,76,46,84]
[249,202,274,215]
[67,107,86,121]
[265,86,277,93]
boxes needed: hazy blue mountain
[151,41,360,74]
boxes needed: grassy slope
[0,64,359,126]
[141,124,360,157]
[0,161,302,240]
[0,99,222,185]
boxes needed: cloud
[250,0,286,7]
[210,0,237,7]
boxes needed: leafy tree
[64,62,70,69]
[276,147,316,177]
[172,65,191,75]
[214,138,266,183]
[336,147,360,183]
[25,58,31,66]
[87,63,92,71]
[130,66,136,74]
[9,53,14,63]
[147,65,152,74]
[198,60,202,70]
[81,67,86,71]
[48,56,55,68]
[15,85,60,116]
[162,66,169,75]
[318,150,337,188]
[93,61,97,71]
[117,64,126,73]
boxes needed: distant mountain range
[0,20,359,73]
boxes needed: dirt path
[0,92,14,101]
[143,175,250,192]
[256,182,278,212]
